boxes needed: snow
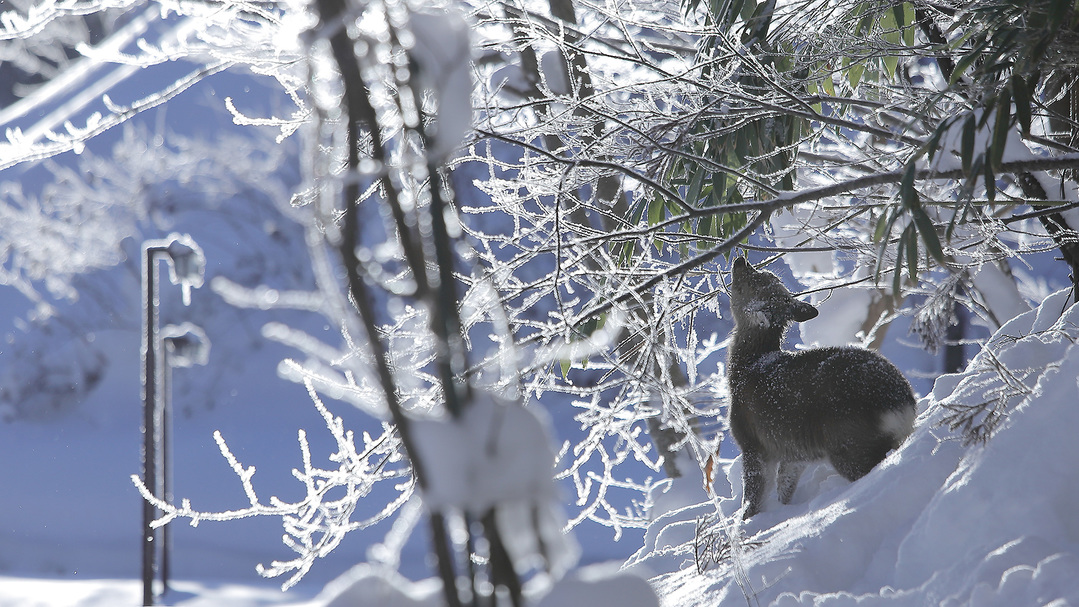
[6,211,1073,607]
[318,565,439,607]
[2,2,1079,606]
[538,50,571,96]
[411,391,580,579]
[648,288,1079,606]
[406,8,474,161]
[537,563,659,607]
[161,322,211,368]
[12,274,1079,607]
[970,260,1032,328]
[0,577,320,607]
[800,285,873,348]
[157,233,206,307]
[413,392,556,513]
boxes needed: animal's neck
[729,322,786,370]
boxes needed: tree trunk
[1016,172,1079,295]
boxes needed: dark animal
[726,257,916,519]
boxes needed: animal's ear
[791,300,818,322]
[732,257,753,277]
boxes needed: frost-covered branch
[939,314,1079,446]
[131,379,412,589]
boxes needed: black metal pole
[141,247,161,606]
[161,350,172,597]
[140,236,204,605]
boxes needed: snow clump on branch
[412,391,580,579]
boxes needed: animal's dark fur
[726,258,916,519]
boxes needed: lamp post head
[145,233,205,306]
[161,322,211,367]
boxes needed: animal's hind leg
[829,437,893,481]
[777,461,807,504]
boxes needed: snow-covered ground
[4,288,1077,606]
[640,288,1079,606]
[0,577,319,607]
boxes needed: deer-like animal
[726,257,916,519]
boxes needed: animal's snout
[791,299,818,322]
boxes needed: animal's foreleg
[741,451,769,519]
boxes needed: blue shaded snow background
[2,6,1079,607]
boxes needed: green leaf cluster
[887,0,1079,294]
[671,0,1079,297]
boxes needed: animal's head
[729,257,818,329]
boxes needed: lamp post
[160,322,210,597]
[141,234,204,606]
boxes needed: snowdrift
[647,288,1079,606]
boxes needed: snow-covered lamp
[162,322,211,368]
[163,234,206,306]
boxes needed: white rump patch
[880,407,916,442]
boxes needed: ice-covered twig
[130,379,412,589]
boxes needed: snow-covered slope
[648,288,1079,606]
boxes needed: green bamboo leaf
[883,54,899,80]
[648,193,664,225]
[963,154,984,201]
[687,166,706,205]
[807,81,823,112]
[890,3,905,29]
[946,204,961,241]
[781,170,795,191]
[848,61,865,91]
[730,0,747,26]
[628,195,647,223]
[743,0,775,43]
[950,38,990,84]
[984,160,996,204]
[615,196,647,265]
[906,224,919,283]
[900,163,917,209]
[732,211,747,237]
[698,214,714,251]
[560,359,571,378]
[577,315,600,336]
[978,97,996,128]
[902,2,916,46]
[712,170,728,197]
[950,53,977,85]
[857,15,873,35]
[1012,76,1032,135]
[962,114,975,174]
[739,0,756,22]
[874,207,899,243]
[873,224,889,282]
[991,89,1011,171]
[912,205,944,262]
[893,226,907,295]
